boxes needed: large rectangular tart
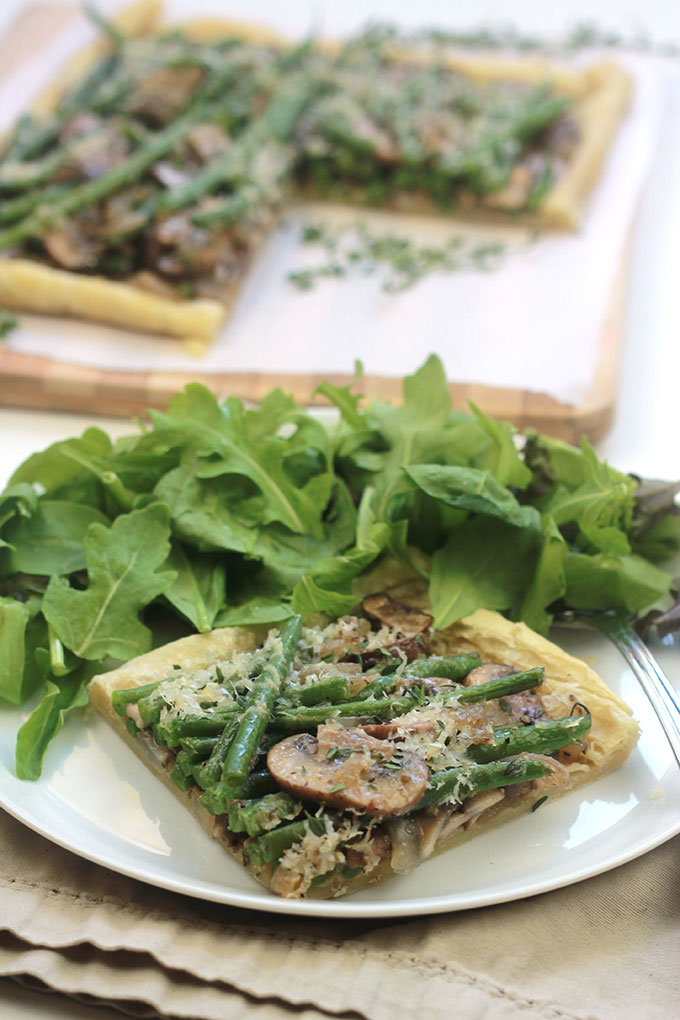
[0,0,631,349]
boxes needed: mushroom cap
[361,592,433,637]
[267,723,430,817]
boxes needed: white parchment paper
[0,1,664,405]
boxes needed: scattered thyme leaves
[288,221,509,293]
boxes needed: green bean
[172,747,201,778]
[468,712,591,764]
[137,690,166,725]
[0,103,221,251]
[453,667,544,704]
[193,714,240,789]
[408,653,482,680]
[246,815,326,867]
[153,707,239,747]
[219,615,302,798]
[0,151,69,194]
[271,693,417,731]
[356,653,482,700]
[243,769,279,798]
[353,674,399,700]
[179,735,219,756]
[416,757,551,810]
[286,676,351,707]
[3,53,121,163]
[111,680,163,717]
[227,792,302,837]
[0,184,68,225]
[170,760,195,792]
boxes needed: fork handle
[596,616,680,770]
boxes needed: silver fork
[556,611,680,770]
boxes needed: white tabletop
[1,1,679,1017]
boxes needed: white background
[1,1,679,1017]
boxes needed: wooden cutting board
[0,3,627,443]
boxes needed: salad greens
[1,355,678,778]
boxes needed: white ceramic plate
[1,627,678,917]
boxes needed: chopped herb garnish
[329,782,346,793]
[531,795,549,812]
[289,221,511,293]
[326,746,358,761]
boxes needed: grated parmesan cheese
[270,813,363,898]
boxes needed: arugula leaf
[0,483,39,549]
[0,597,46,705]
[2,501,110,575]
[429,518,541,628]
[469,402,531,489]
[564,552,672,613]
[517,516,567,634]
[9,428,112,493]
[358,356,461,517]
[315,377,366,429]
[42,503,175,661]
[15,665,91,780]
[292,520,391,616]
[631,479,680,562]
[151,385,331,536]
[155,464,259,555]
[405,464,539,529]
[633,514,680,563]
[215,600,295,626]
[163,545,226,633]
[546,442,634,537]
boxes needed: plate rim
[0,786,678,918]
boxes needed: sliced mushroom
[43,219,103,269]
[267,723,430,817]
[541,114,580,159]
[482,154,549,212]
[125,66,204,124]
[465,663,515,686]
[364,701,498,742]
[389,788,507,873]
[465,662,548,725]
[188,122,231,162]
[149,213,240,278]
[394,674,461,697]
[361,592,433,637]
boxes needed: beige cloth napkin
[0,807,678,1020]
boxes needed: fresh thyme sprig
[288,221,508,293]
